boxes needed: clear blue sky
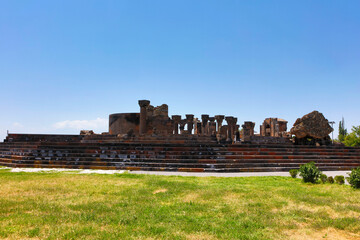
[1,0,359,141]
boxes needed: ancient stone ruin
[108,99,295,144]
[109,100,242,143]
[259,118,288,137]
[105,100,339,146]
[4,100,336,146]
[1,99,357,173]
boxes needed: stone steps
[2,151,360,162]
[2,153,360,161]
[1,156,360,171]
[2,155,360,164]
[3,152,360,158]
[3,141,360,149]
[1,140,360,172]
[1,157,359,167]
[1,145,360,153]
[0,161,352,172]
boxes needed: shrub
[299,162,321,183]
[346,177,350,183]
[320,174,327,184]
[334,175,345,185]
[289,169,298,178]
[348,167,360,189]
[327,176,334,184]
[343,126,360,147]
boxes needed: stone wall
[109,113,140,136]
[5,134,84,142]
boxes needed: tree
[343,126,360,147]
[338,117,347,142]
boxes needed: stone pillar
[201,115,209,136]
[250,123,255,136]
[233,118,238,134]
[196,122,202,135]
[138,100,150,135]
[235,124,240,142]
[275,122,279,137]
[179,120,186,135]
[242,121,255,138]
[270,119,275,136]
[225,116,234,142]
[215,115,225,133]
[208,117,216,136]
[171,115,181,135]
[193,118,199,134]
[185,114,194,134]
[232,118,238,142]
[270,118,278,137]
[260,125,264,136]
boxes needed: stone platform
[1,134,360,172]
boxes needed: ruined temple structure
[108,100,294,144]
[1,100,359,173]
[260,118,288,137]
[109,100,241,144]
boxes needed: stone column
[260,124,264,136]
[233,118,238,132]
[270,118,278,137]
[242,121,255,137]
[179,120,186,135]
[201,115,209,136]
[215,115,224,133]
[196,122,202,135]
[250,123,255,136]
[193,118,199,134]
[225,116,234,142]
[185,114,194,134]
[171,115,181,135]
[138,100,150,135]
[209,117,216,136]
[233,118,238,142]
[275,122,280,137]
[235,124,240,142]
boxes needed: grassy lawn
[0,169,360,239]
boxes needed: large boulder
[290,111,333,139]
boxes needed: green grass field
[0,168,360,240]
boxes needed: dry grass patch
[222,192,243,204]
[182,192,201,203]
[272,200,360,219]
[284,227,360,240]
[153,188,168,194]
[185,232,217,240]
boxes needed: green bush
[343,126,360,147]
[320,174,327,184]
[299,162,321,183]
[348,167,360,189]
[289,169,298,178]
[334,175,345,185]
[327,176,334,184]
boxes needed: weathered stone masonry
[1,99,359,173]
